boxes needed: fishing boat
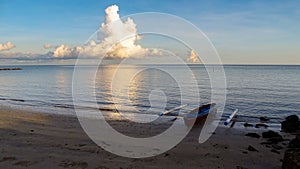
[183,103,216,127]
[159,103,217,127]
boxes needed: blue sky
[0,0,299,64]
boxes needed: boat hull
[183,103,216,127]
[184,114,209,127]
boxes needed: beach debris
[9,132,17,136]
[265,144,271,148]
[255,123,269,128]
[271,149,280,154]
[204,153,210,156]
[247,145,258,152]
[262,130,284,143]
[0,157,16,162]
[78,144,86,147]
[95,166,109,169]
[282,136,300,169]
[260,116,270,122]
[59,160,88,168]
[272,144,283,150]
[281,115,300,133]
[13,161,35,167]
[260,142,274,148]
[245,133,260,138]
[243,123,254,127]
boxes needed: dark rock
[282,137,300,169]
[268,136,284,144]
[288,135,300,148]
[247,145,258,152]
[281,115,300,133]
[262,130,284,143]
[286,115,299,122]
[262,130,281,138]
[244,123,253,127]
[255,123,269,128]
[245,133,260,138]
[282,149,300,169]
[260,116,270,122]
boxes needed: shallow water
[0,65,299,124]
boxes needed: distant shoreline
[0,68,22,71]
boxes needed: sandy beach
[0,106,292,169]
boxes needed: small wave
[53,104,74,109]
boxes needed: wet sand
[0,106,291,169]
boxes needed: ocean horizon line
[1,63,300,67]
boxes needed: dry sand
[0,106,291,169]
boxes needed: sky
[0,0,300,65]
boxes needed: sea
[0,65,299,127]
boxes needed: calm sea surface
[0,65,299,124]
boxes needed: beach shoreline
[0,106,293,168]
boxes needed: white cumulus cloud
[0,41,16,51]
[53,45,83,58]
[79,4,161,59]
[187,50,200,63]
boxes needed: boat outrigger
[159,103,217,127]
